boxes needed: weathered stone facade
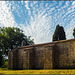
[8,39,75,69]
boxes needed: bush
[0,51,4,67]
[1,61,8,68]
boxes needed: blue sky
[0,1,75,44]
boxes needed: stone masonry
[8,39,75,69]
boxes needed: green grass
[0,68,75,74]
[0,61,75,74]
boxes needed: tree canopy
[73,28,75,38]
[0,27,34,55]
[52,24,66,41]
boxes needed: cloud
[25,1,30,10]
[0,1,75,44]
[72,1,75,5]
[65,19,75,39]
[0,1,17,27]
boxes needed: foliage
[1,61,8,68]
[52,24,66,41]
[0,51,4,67]
[73,28,75,38]
[0,27,34,55]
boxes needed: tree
[52,24,66,41]
[73,28,75,38]
[0,27,34,55]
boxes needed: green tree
[0,27,34,55]
[52,24,66,41]
[73,28,75,38]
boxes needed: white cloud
[21,1,75,44]
[66,1,70,6]
[65,19,75,39]
[25,1,30,10]
[45,3,48,7]
[0,1,75,44]
[0,1,17,27]
[72,1,75,5]
[21,0,23,5]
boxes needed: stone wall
[8,51,13,69]
[8,49,18,69]
[44,45,54,69]
[22,45,53,69]
[8,39,75,69]
[34,46,45,69]
[13,49,18,69]
[53,39,75,69]
[23,47,35,69]
[17,48,23,69]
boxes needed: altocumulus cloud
[0,1,75,44]
[0,1,17,27]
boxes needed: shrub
[0,51,4,67]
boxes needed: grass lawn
[0,68,75,74]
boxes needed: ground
[0,69,75,74]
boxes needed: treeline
[52,24,75,41]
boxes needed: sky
[0,1,75,44]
